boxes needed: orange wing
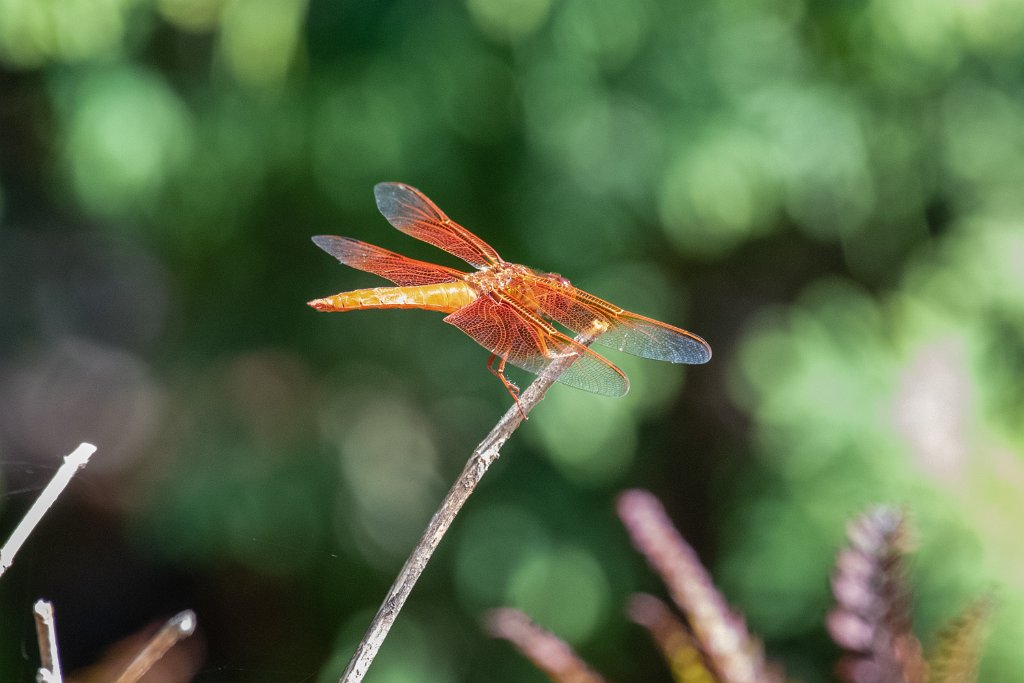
[311,235,466,286]
[374,182,503,269]
[530,279,712,364]
[444,293,629,397]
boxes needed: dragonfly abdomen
[309,282,477,314]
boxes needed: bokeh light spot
[0,337,164,477]
[63,67,193,218]
[745,84,874,238]
[454,503,552,609]
[957,0,1024,51]
[660,127,776,257]
[328,390,442,561]
[528,388,636,486]
[719,498,834,637]
[219,0,307,88]
[709,14,803,97]
[869,0,959,65]
[465,0,552,43]
[942,80,1024,196]
[508,545,610,643]
[310,74,407,202]
[158,0,228,32]
[0,0,130,67]
[553,0,651,70]
[891,337,973,484]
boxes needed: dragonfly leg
[487,354,527,420]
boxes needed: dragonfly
[309,183,711,412]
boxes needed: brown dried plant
[617,490,783,683]
[488,496,992,683]
[827,506,994,683]
[485,608,608,683]
[625,593,717,683]
[827,505,927,683]
[827,505,995,679]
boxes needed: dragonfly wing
[593,310,712,364]
[374,183,503,269]
[443,294,629,397]
[312,235,466,286]
[532,281,712,364]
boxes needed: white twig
[339,334,602,683]
[0,443,96,578]
[33,600,63,683]
[113,610,197,683]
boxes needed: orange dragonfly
[309,183,711,410]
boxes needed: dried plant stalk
[616,489,780,683]
[927,597,994,683]
[0,443,96,578]
[626,593,718,683]
[33,600,63,683]
[827,506,926,683]
[339,333,603,682]
[485,608,606,683]
[113,610,197,683]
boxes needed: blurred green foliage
[1,0,1023,681]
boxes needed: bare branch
[339,332,603,683]
[0,443,96,578]
[113,610,198,683]
[33,600,63,683]
[485,607,606,683]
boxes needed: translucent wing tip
[656,322,713,364]
[374,182,410,217]
[311,235,347,259]
[311,234,335,250]
[606,374,630,397]
[690,336,713,364]
[374,181,405,193]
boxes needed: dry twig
[0,442,96,578]
[33,600,63,683]
[339,332,604,683]
[113,610,198,683]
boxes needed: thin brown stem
[33,600,63,683]
[339,332,603,683]
[113,610,197,683]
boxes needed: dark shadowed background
[1,0,1023,680]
